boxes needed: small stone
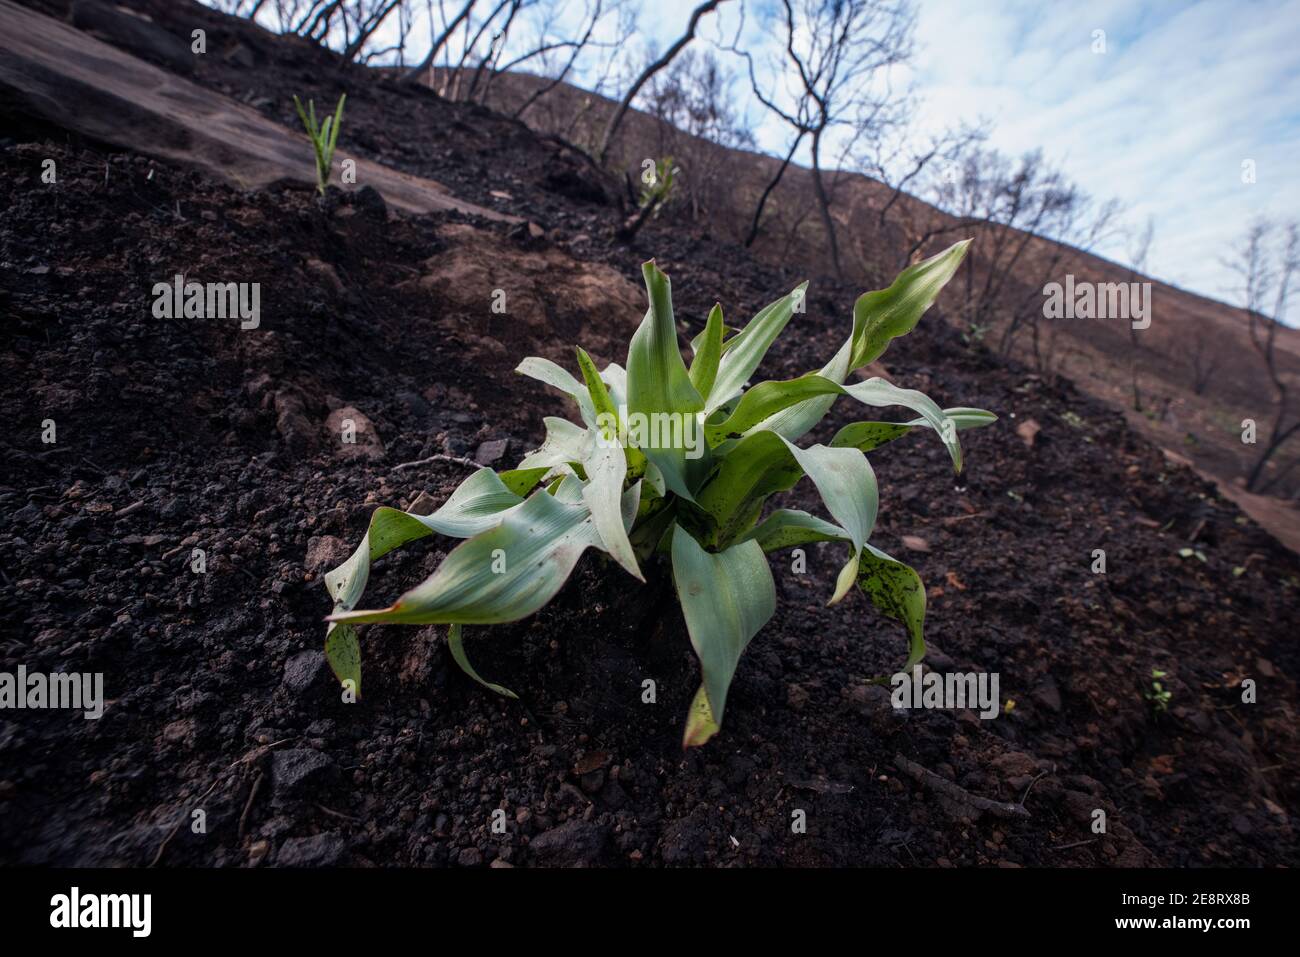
[248,839,270,866]
[1016,418,1041,448]
[529,819,608,867]
[475,438,508,465]
[325,406,385,461]
[305,535,347,573]
[162,719,194,744]
[1031,676,1062,713]
[270,749,336,800]
[457,847,484,867]
[406,491,439,516]
[283,650,327,695]
[277,832,347,867]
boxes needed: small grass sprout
[1146,669,1172,713]
[292,93,346,196]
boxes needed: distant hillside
[464,68,1300,523]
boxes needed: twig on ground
[315,803,359,823]
[893,753,1031,820]
[392,453,481,472]
[1020,765,1054,806]
[150,737,296,866]
[1049,838,1097,851]
[237,771,263,839]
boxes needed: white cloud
[910,0,1300,314]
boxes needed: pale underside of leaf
[671,529,775,747]
[328,482,640,627]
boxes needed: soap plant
[323,241,994,747]
[292,93,346,196]
[619,156,680,241]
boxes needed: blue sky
[701,0,1300,311]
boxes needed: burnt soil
[2,0,1299,868]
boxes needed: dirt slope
[0,0,1297,868]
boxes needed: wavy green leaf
[517,356,596,426]
[754,242,969,442]
[857,544,928,669]
[671,529,775,747]
[705,282,808,414]
[448,623,517,698]
[625,262,704,501]
[329,483,639,627]
[688,303,725,400]
[779,439,878,603]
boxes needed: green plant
[292,93,346,196]
[322,240,995,747]
[618,157,681,241]
[638,156,680,215]
[1146,669,1172,713]
[961,320,989,348]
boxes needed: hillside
[479,68,1300,543]
[1,0,1298,871]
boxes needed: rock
[71,0,194,75]
[222,42,256,70]
[324,406,385,461]
[848,683,894,717]
[475,438,508,465]
[304,535,348,574]
[990,750,1042,780]
[274,389,316,456]
[406,491,439,516]
[528,819,608,867]
[900,534,930,552]
[573,751,611,776]
[270,749,336,801]
[399,627,441,689]
[925,646,956,670]
[248,839,270,866]
[658,811,711,866]
[1031,676,1062,713]
[304,257,343,293]
[283,650,327,695]
[276,832,347,867]
[457,847,484,867]
[1015,418,1041,448]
